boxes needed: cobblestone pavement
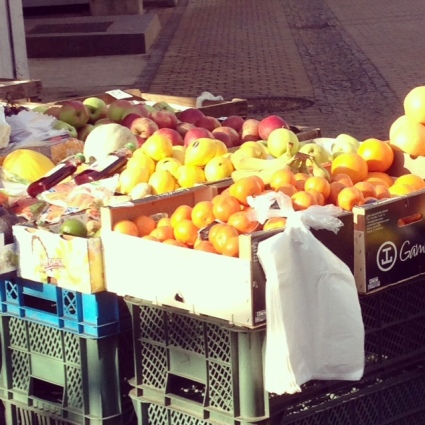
[139,0,423,140]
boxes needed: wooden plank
[0,79,42,101]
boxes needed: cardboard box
[13,217,104,294]
[0,79,42,102]
[101,186,354,328]
[354,189,425,294]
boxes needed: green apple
[267,128,300,158]
[58,100,90,129]
[153,101,176,113]
[32,105,49,114]
[53,119,78,138]
[299,142,331,165]
[83,97,108,123]
[332,134,360,159]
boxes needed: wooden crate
[0,79,42,102]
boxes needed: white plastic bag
[252,192,365,395]
[195,91,224,108]
[0,106,11,149]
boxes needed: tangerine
[353,181,377,199]
[209,223,239,254]
[227,210,259,233]
[374,184,391,200]
[304,175,331,201]
[276,183,298,197]
[170,205,193,228]
[221,236,240,257]
[306,189,325,206]
[228,176,264,205]
[363,171,394,188]
[191,201,216,229]
[330,173,353,187]
[331,152,368,184]
[263,216,287,231]
[357,138,394,172]
[212,194,242,222]
[132,215,156,237]
[269,168,296,191]
[156,217,172,228]
[337,186,365,211]
[194,240,218,253]
[113,220,139,237]
[173,219,199,246]
[149,225,174,242]
[290,190,317,211]
[327,181,348,206]
[162,239,188,248]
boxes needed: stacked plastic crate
[0,272,135,425]
[124,275,425,425]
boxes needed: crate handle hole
[397,213,423,227]
[22,293,58,315]
[166,374,205,404]
[30,377,64,405]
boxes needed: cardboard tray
[100,185,354,328]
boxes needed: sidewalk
[27,0,425,140]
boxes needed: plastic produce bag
[249,192,365,395]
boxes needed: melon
[83,123,138,162]
[2,149,55,184]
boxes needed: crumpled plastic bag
[248,191,365,395]
[0,106,11,149]
[195,91,224,108]
[4,109,67,150]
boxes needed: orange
[113,219,139,237]
[212,194,242,222]
[141,235,160,242]
[330,173,353,187]
[327,181,348,206]
[194,240,218,254]
[149,225,174,242]
[191,201,216,229]
[163,239,188,248]
[306,189,325,206]
[221,236,240,257]
[357,138,394,172]
[363,171,394,188]
[337,186,365,211]
[170,205,193,228]
[263,216,287,231]
[229,176,264,205]
[353,181,377,199]
[374,184,391,200]
[132,215,156,237]
[294,172,309,182]
[290,190,317,211]
[249,175,266,192]
[209,223,239,254]
[303,176,331,201]
[227,210,259,233]
[269,168,296,191]
[389,117,425,157]
[173,219,199,246]
[331,152,368,184]
[388,183,415,197]
[275,183,298,197]
[393,174,425,191]
[156,217,172,228]
[403,86,425,124]
[208,222,227,243]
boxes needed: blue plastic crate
[0,275,131,338]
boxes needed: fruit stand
[2,86,425,424]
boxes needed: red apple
[194,115,221,132]
[211,131,233,148]
[221,115,244,132]
[212,126,240,146]
[239,118,261,143]
[58,100,90,129]
[149,110,179,129]
[153,128,184,146]
[129,117,159,141]
[176,121,196,138]
[176,108,205,124]
[94,117,113,126]
[107,99,134,122]
[184,127,214,147]
[258,115,290,140]
[44,106,62,118]
[121,113,143,129]
[122,103,150,120]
